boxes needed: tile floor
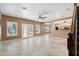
[0,34,68,56]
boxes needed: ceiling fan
[38,14,47,20]
[36,9,52,20]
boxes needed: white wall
[51,22,55,32]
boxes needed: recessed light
[22,6,27,10]
[66,8,70,11]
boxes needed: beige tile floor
[52,30,70,39]
[0,34,68,56]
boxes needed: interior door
[22,24,28,38]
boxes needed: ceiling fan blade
[37,14,47,20]
[41,18,45,20]
[43,17,47,18]
[41,17,47,18]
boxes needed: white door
[22,24,28,38]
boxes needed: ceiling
[0,3,74,22]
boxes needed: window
[35,24,40,34]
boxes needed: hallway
[0,34,68,56]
